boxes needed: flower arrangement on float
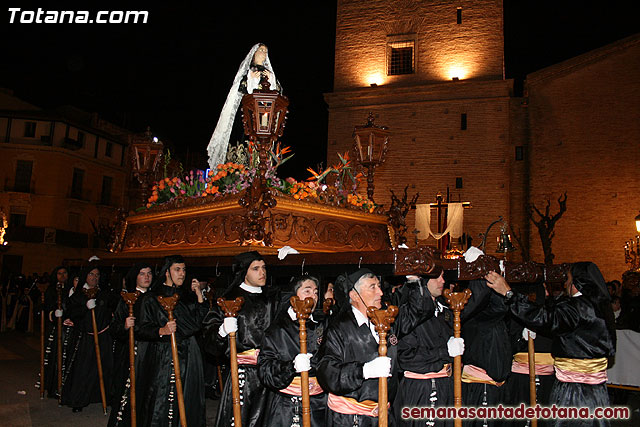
[145,144,379,214]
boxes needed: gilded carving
[120,201,391,254]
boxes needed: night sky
[2,1,639,180]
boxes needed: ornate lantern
[352,113,389,202]
[238,77,289,246]
[131,127,163,205]
[241,91,288,142]
[481,217,516,259]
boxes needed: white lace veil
[207,43,278,169]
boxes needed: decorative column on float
[239,75,289,246]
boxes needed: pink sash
[280,376,324,396]
[237,348,259,365]
[404,363,452,379]
[554,357,608,385]
[461,364,505,387]
[327,393,384,417]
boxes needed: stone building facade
[326,0,640,280]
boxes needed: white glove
[54,309,63,318]
[447,337,465,357]
[277,245,299,260]
[218,317,238,338]
[294,353,312,373]
[463,246,484,263]
[363,356,391,379]
[523,328,536,341]
[86,299,96,310]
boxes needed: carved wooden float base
[112,195,391,258]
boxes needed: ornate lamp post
[238,77,289,245]
[352,113,389,202]
[131,127,163,207]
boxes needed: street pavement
[0,330,219,427]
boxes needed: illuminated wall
[334,0,504,90]
[327,0,520,256]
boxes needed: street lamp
[635,211,640,233]
[131,127,163,205]
[352,113,389,202]
[238,76,289,245]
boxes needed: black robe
[317,280,431,427]
[258,305,327,427]
[396,280,489,427]
[202,285,280,427]
[42,283,76,399]
[461,289,512,427]
[136,285,208,427]
[60,287,114,409]
[508,293,615,427]
[108,295,149,427]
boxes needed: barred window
[387,40,415,75]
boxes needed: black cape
[508,293,615,427]
[257,303,327,427]
[107,294,150,427]
[136,285,208,427]
[202,285,280,427]
[317,280,432,427]
[60,287,114,409]
[42,283,77,399]
[396,279,489,427]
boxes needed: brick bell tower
[325,0,528,255]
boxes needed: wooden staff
[36,283,48,399]
[290,296,316,427]
[122,290,141,427]
[443,288,472,427]
[84,287,107,414]
[56,283,63,404]
[528,332,538,427]
[217,297,244,427]
[366,305,399,427]
[157,294,187,427]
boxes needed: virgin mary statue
[207,43,280,169]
